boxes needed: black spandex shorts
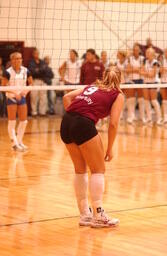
[60,112,98,145]
[7,96,26,106]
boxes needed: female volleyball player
[140,47,162,125]
[116,50,136,124]
[160,48,167,125]
[60,66,124,228]
[125,44,145,124]
[2,52,33,151]
[59,49,81,85]
[100,51,110,69]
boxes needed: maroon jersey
[80,61,104,85]
[67,86,120,123]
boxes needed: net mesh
[0,0,167,81]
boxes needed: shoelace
[101,210,109,222]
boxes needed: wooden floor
[0,116,167,256]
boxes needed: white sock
[127,97,135,121]
[151,100,162,121]
[17,120,28,144]
[144,100,152,121]
[130,97,136,120]
[126,98,131,120]
[138,97,145,121]
[162,100,167,121]
[8,120,18,146]
[89,173,105,216]
[120,97,126,120]
[74,173,90,216]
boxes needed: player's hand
[15,94,22,101]
[20,91,27,97]
[104,150,113,162]
[60,78,65,83]
[139,66,145,75]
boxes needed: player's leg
[143,89,152,124]
[17,98,28,150]
[39,81,47,116]
[150,89,162,125]
[137,88,146,124]
[125,88,136,124]
[7,99,21,151]
[161,88,167,124]
[30,90,38,116]
[60,112,92,225]
[65,143,92,226]
[39,90,47,116]
[79,134,119,228]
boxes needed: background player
[125,43,145,124]
[140,47,162,125]
[160,48,167,125]
[2,52,33,151]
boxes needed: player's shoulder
[129,55,134,61]
[6,66,12,73]
[124,58,129,65]
[21,66,28,71]
[81,61,88,68]
[140,55,144,60]
[76,59,82,67]
[3,69,11,79]
[66,59,70,65]
[134,55,144,63]
[152,59,159,66]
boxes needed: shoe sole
[12,147,24,152]
[91,223,119,228]
[79,222,92,227]
[91,220,120,228]
[12,146,28,152]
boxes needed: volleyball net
[0,83,167,93]
[0,0,167,90]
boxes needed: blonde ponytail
[96,65,122,92]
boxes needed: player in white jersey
[96,51,111,130]
[100,51,110,70]
[116,50,128,83]
[160,49,167,124]
[140,48,162,125]
[126,44,145,124]
[59,49,81,85]
[116,50,133,123]
[2,52,33,151]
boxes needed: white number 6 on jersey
[83,86,98,95]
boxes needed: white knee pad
[162,100,167,120]
[74,173,89,215]
[89,173,105,211]
[151,100,162,120]
[126,97,136,120]
[17,120,28,144]
[8,120,18,145]
[138,98,145,121]
[144,100,152,121]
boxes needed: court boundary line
[25,130,167,142]
[0,162,167,181]
[0,204,167,228]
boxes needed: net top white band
[0,84,167,91]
